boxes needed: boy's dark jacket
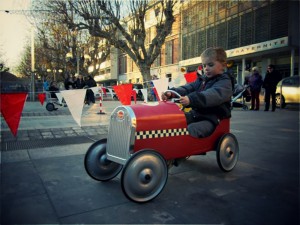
[171,73,233,126]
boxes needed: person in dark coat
[263,64,282,111]
[48,81,59,98]
[161,47,233,138]
[85,75,97,104]
[249,67,263,111]
[64,74,74,90]
[74,74,86,89]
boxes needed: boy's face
[201,57,225,78]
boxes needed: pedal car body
[85,101,239,203]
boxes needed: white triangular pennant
[152,78,169,101]
[55,92,63,104]
[107,88,114,99]
[90,87,99,95]
[60,89,86,126]
[141,88,148,103]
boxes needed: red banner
[184,71,197,83]
[0,93,28,136]
[113,84,133,105]
[38,93,46,105]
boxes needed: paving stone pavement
[1,100,120,150]
[1,99,299,225]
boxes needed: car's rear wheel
[217,133,239,172]
[84,139,123,181]
[121,150,168,203]
[275,94,286,108]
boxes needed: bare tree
[55,0,177,82]
[22,0,111,80]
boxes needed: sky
[0,0,32,73]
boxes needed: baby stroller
[45,91,66,111]
[231,84,251,110]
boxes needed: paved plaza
[1,99,299,225]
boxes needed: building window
[228,17,239,49]
[241,11,253,46]
[218,1,227,10]
[173,38,179,64]
[270,1,288,39]
[166,40,172,65]
[127,58,133,73]
[208,1,215,16]
[197,29,206,56]
[146,28,151,45]
[255,6,270,42]
[165,39,179,65]
[166,73,172,82]
[207,27,216,47]
[217,22,227,49]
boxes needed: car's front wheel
[121,150,168,203]
[84,139,123,181]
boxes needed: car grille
[106,106,136,165]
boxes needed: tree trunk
[139,64,152,83]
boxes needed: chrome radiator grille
[106,106,136,165]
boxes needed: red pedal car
[84,91,239,203]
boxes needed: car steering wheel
[164,90,191,112]
[164,90,181,103]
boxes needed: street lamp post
[30,25,35,101]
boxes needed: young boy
[161,47,233,138]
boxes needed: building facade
[179,0,299,85]
[95,0,299,87]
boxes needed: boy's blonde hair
[201,47,227,64]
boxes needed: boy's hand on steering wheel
[179,96,190,106]
[161,91,171,101]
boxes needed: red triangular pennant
[113,84,132,105]
[0,93,28,136]
[38,93,46,105]
[101,87,107,96]
[132,90,137,104]
[184,71,197,83]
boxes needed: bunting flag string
[101,87,107,96]
[151,78,169,101]
[132,89,137,104]
[113,84,133,105]
[60,89,86,126]
[184,71,198,83]
[0,93,28,136]
[106,88,115,100]
[140,89,148,103]
[55,93,63,105]
[38,93,46,105]
[90,87,100,95]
